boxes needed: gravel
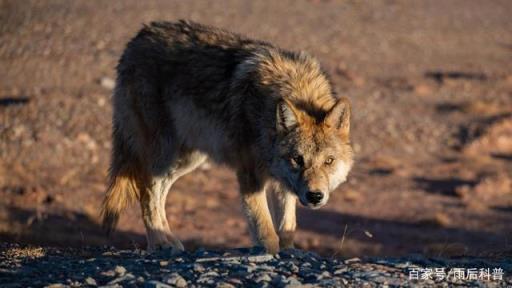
[0,244,510,287]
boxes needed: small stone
[316,271,331,280]
[258,264,274,271]
[100,77,115,90]
[286,262,299,273]
[299,268,317,280]
[159,260,169,267]
[175,278,188,288]
[193,263,205,272]
[216,282,235,288]
[145,280,173,288]
[247,254,274,263]
[197,277,215,284]
[108,274,135,285]
[255,273,272,283]
[240,264,256,273]
[84,277,97,286]
[393,261,414,269]
[284,276,303,287]
[95,40,106,50]
[114,265,126,275]
[227,278,243,285]
[164,273,187,288]
[202,271,220,278]
[46,284,66,288]
[97,97,106,107]
[344,257,361,264]
[334,267,348,275]
[101,270,116,277]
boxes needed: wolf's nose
[306,191,324,204]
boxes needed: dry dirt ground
[1,0,511,258]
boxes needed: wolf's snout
[306,191,324,205]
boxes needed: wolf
[101,20,354,254]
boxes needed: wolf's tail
[101,135,146,234]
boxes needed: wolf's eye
[290,154,304,168]
[325,156,335,165]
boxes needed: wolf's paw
[280,241,295,250]
[279,231,295,249]
[168,237,185,253]
[262,236,280,255]
[147,239,185,255]
[168,245,185,256]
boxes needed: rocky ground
[1,244,511,287]
[1,0,512,285]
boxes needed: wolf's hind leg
[140,176,177,252]
[141,150,207,253]
[158,151,207,251]
[268,183,297,249]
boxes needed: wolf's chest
[168,98,240,164]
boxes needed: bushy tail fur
[101,134,146,234]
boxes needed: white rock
[100,77,115,90]
[84,277,97,286]
[114,265,126,275]
[164,273,187,288]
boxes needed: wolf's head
[244,49,354,208]
[270,97,354,208]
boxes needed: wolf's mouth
[298,197,325,209]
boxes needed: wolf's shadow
[0,205,223,251]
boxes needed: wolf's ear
[324,97,351,136]
[276,99,301,133]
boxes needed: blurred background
[1,0,511,257]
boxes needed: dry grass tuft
[4,246,45,259]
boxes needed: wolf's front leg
[238,173,279,254]
[268,184,297,249]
